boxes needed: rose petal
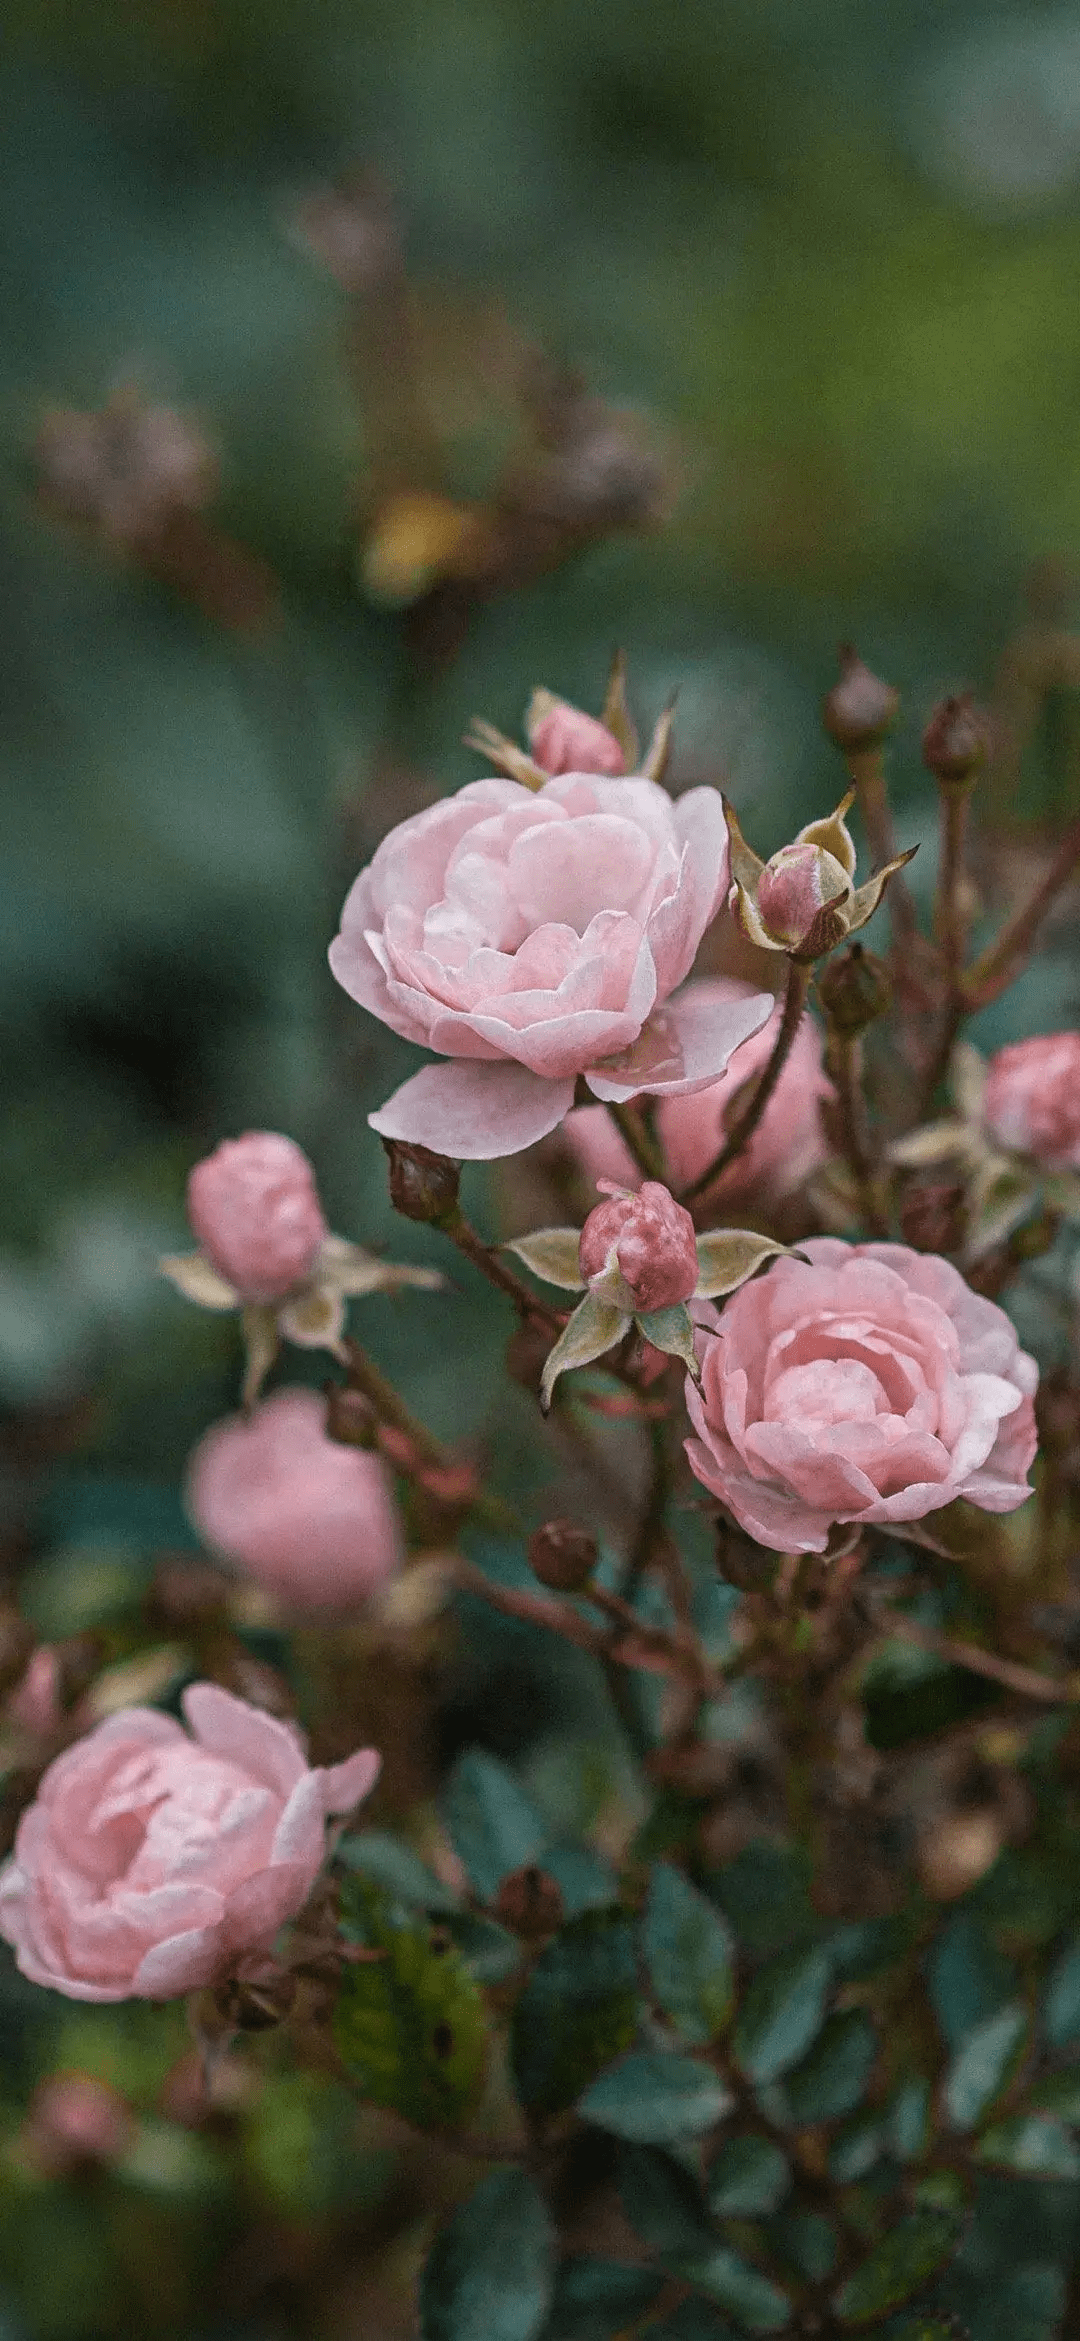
[585,983,773,1102]
[319,1748,381,1814]
[132,1927,223,2000]
[270,1772,326,1869]
[221,1863,312,1950]
[182,1683,307,1799]
[369,1060,576,1158]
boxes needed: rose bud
[380,1138,461,1225]
[24,2074,133,2175]
[578,1181,698,1314]
[528,1519,599,1593]
[494,1865,565,1939]
[984,1032,1080,1172]
[185,1388,404,1613]
[815,944,891,1037]
[922,693,989,788]
[822,644,900,753]
[525,692,626,777]
[187,1132,327,1304]
[756,841,851,955]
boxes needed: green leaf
[441,1751,547,1902]
[448,1912,521,1983]
[1043,1931,1080,2048]
[775,2210,837,2282]
[420,2169,555,2341]
[647,2307,738,2341]
[677,2247,791,2333]
[1022,2070,1080,2121]
[975,2114,1080,2178]
[616,2144,718,2260]
[942,2002,1028,2131]
[833,2210,964,2326]
[708,2135,790,2217]
[335,1880,487,2131]
[505,1229,585,1290]
[928,1914,1014,2050]
[338,1831,460,1913]
[692,1230,792,1299]
[636,1303,699,1372]
[643,1863,735,2045]
[579,2052,731,2144]
[540,1293,630,1409]
[826,2113,883,2183]
[781,2010,877,2124]
[732,1945,832,2086]
[886,2077,932,2163]
[888,2325,971,2341]
[512,1910,638,2119]
[542,2259,663,2341]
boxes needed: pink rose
[566,979,828,1206]
[0,1684,379,2002]
[330,775,771,1159]
[755,840,850,952]
[579,1181,699,1312]
[25,2075,133,2171]
[185,1388,404,1613]
[528,697,626,776]
[187,1133,327,1304]
[983,1033,1080,1172]
[685,1238,1037,1554]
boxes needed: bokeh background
[3,1,1080,2333]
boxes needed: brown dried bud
[822,644,900,753]
[216,1966,297,2031]
[324,1383,379,1450]
[815,943,891,1036]
[528,1519,598,1592]
[381,1137,460,1224]
[922,693,988,787]
[36,393,216,545]
[494,1864,564,1939]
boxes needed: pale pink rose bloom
[566,980,829,1206]
[528,699,626,776]
[685,1238,1037,1554]
[983,1033,1080,1172]
[579,1181,698,1311]
[0,1683,379,2002]
[330,775,771,1158]
[26,2074,133,2170]
[187,1133,327,1304]
[185,1389,404,1613]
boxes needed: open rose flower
[567,979,829,1206]
[889,1038,1080,1261]
[0,1684,379,2002]
[983,1033,1080,1172]
[330,770,771,1159]
[685,1238,1037,1553]
[185,1388,404,1613]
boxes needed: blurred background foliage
[4,0,1080,2332]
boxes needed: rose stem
[962,808,1080,1006]
[680,958,812,1208]
[846,743,917,944]
[916,780,975,1116]
[829,1032,890,1238]
[604,1099,669,1183]
[437,1205,565,1336]
[339,1337,516,1533]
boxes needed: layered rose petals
[184,1388,404,1613]
[984,1032,1080,1172]
[187,1133,328,1305]
[684,1239,1037,1553]
[0,1686,379,2002]
[330,773,771,1158]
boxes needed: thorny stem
[681,959,812,1207]
[828,1033,889,1237]
[963,808,1080,1005]
[846,744,917,944]
[439,1205,565,1336]
[605,1099,669,1184]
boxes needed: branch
[828,1033,889,1237]
[881,1612,1076,1705]
[963,809,1080,1006]
[680,958,811,1207]
[605,1099,669,1184]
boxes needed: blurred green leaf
[928,1916,1015,2051]
[646,2306,737,2341]
[676,2246,791,2333]
[616,2144,718,2260]
[441,1752,547,1903]
[943,2002,1028,2132]
[335,1880,486,2132]
[780,2010,877,2125]
[337,1831,461,1914]
[420,2169,555,2341]
[512,1910,638,2119]
[541,2259,662,2341]
[886,2077,933,2163]
[643,1863,735,2045]
[732,1946,831,2086]
[833,2209,964,2326]
[579,2052,731,2145]
[1042,1931,1080,2049]
[975,2114,1080,2179]
[707,2135,790,2218]
[774,2209,837,2282]
[826,2112,884,2183]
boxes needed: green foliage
[420,2169,555,2341]
[334,1879,487,2133]
[540,2259,663,2341]
[707,2136,790,2218]
[942,2004,1028,2132]
[578,2051,731,2145]
[779,2009,878,2125]
[643,1863,736,2044]
[511,1910,638,2119]
[441,1752,548,1903]
[732,1946,832,2086]
[833,2210,966,2327]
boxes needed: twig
[963,809,1080,1005]
[605,1100,669,1184]
[846,743,917,945]
[339,1340,516,1533]
[680,958,811,1207]
[881,1612,1076,1705]
[439,1206,565,1336]
[829,1033,889,1237]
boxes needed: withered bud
[292,170,402,293]
[216,1967,297,2031]
[822,644,900,753]
[922,693,988,787]
[527,1518,598,1593]
[494,1864,564,1939]
[381,1137,460,1224]
[36,394,216,545]
[815,943,891,1036]
[325,1383,379,1450]
[148,1557,229,1632]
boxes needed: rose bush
[185,1388,404,1611]
[329,773,772,1157]
[685,1238,1037,1552]
[0,1685,379,2001]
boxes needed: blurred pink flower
[185,1388,404,1612]
[527,697,625,776]
[187,1133,328,1306]
[330,776,771,1158]
[566,979,829,1206]
[0,1684,378,2001]
[685,1238,1037,1554]
[8,1648,63,1740]
[25,2074,133,2171]
[579,1181,698,1312]
[984,1032,1080,1172]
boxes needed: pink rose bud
[187,1132,328,1303]
[7,1647,63,1739]
[185,1387,404,1612]
[756,841,849,951]
[0,1683,380,2001]
[528,698,626,776]
[984,1032,1080,1172]
[25,2074,133,2173]
[578,1180,698,1312]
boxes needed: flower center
[766,1356,885,1430]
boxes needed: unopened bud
[822,645,900,753]
[579,1180,698,1311]
[815,944,891,1036]
[918,1810,1002,1901]
[494,1864,565,1939]
[528,1519,598,1592]
[922,694,988,787]
[325,1383,379,1449]
[381,1137,460,1224]
[25,2074,133,2176]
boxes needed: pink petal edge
[368,1059,577,1159]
